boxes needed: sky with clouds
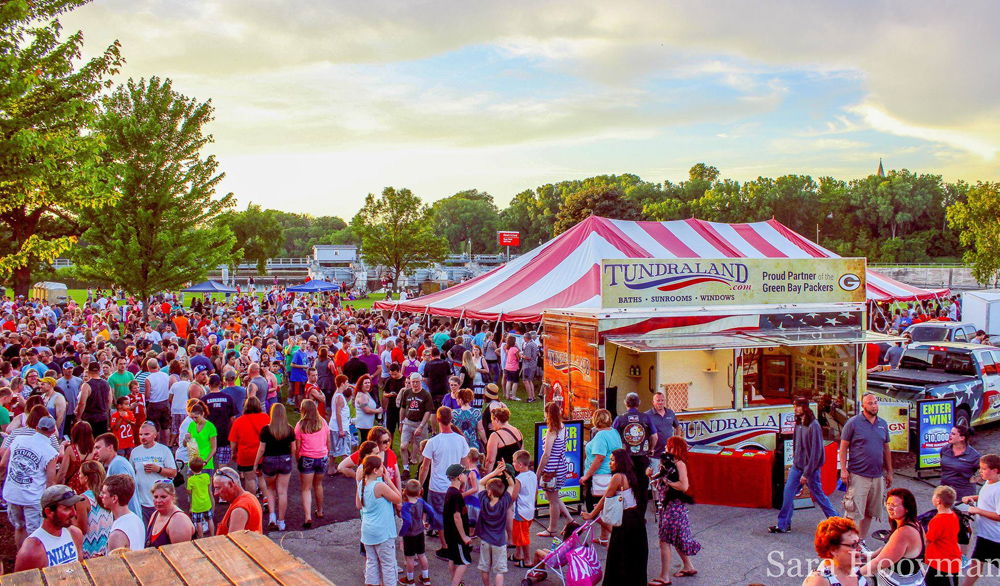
[62,0,1000,219]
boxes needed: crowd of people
[2,286,1000,586]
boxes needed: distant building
[313,245,357,266]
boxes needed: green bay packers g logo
[838,274,861,291]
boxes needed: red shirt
[925,511,962,571]
[391,347,405,365]
[110,411,136,450]
[228,413,270,467]
[127,391,146,431]
[217,491,263,535]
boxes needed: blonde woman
[253,403,296,531]
[295,399,330,529]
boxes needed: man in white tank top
[102,474,146,551]
[14,484,84,571]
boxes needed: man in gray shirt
[770,397,838,533]
[838,392,892,539]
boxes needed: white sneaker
[277,520,286,531]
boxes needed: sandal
[648,580,671,586]
[673,570,697,577]
[593,538,609,547]
[315,511,324,519]
[512,560,530,568]
[536,530,556,538]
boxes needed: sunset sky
[63,1,1000,219]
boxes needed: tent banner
[600,258,867,309]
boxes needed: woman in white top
[803,517,868,586]
[353,375,382,445]
[327,376,355,474]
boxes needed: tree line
[2,1,997,298]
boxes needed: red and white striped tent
[375,216,948,322]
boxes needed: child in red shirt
[110,396,137,457]
[126,380,146,436]
[925,485,962,583]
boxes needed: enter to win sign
[917,397,955,470]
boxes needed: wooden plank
[194,536,279,586]
[41,562,93,586]
[122,548,181,586]
[82,553,137,586]
[160,541,232,586]
[227,532,335,586]
[0,569,44,586]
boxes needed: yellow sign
[880,401,910,452]
[600,258,866,309]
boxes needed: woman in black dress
[583,448,647,586]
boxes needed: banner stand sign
[880,401,911,453]
[533,420,584,512]
[916,397,955,472]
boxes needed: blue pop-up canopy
[183,281,237,293]
[287,280,340,293]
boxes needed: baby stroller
[520,520,603,586]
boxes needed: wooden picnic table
[0,531,335,586]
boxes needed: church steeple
[877,158,885,178]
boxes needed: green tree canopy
[553,184,643,235]
[271,211,354,256]
[948,181,1000,285]
[432,189,500,254]
[72,77,235,300]
[222,203,284,274]
[351,187,448,291]
[0,0,123,295]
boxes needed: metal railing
[869,263,968,269]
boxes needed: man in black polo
[422,346,452,408]
[613,392,657,512]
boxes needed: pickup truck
[903,321,978,343]
[867,342,1000,429]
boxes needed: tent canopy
[375,216,949,322]
[287,280,340,293]
[184,281,237,293]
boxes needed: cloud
[847,103,1000,160]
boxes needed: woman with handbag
[537,402,573,538]
[580,409,622,546]
[582,448,648,586]
[651,437,699,585]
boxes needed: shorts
[445,539,473,566]
[400,419,424,447]
[8,503,41,534]
[512,519,532,547]
[522,366,537,381]
[972,536,1000,567]
[147,400,171,433]
[261,454,293,477]
[171,414,186,436]
[402,533,426,557]
[236,464,255,473]
[843,474,884,522]
[214,446,232,467]
[477,542,508,574]
[297,455,328,474]
[429,491,447,517]
[504,369,519,383]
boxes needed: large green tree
[948,182,1000,285]
[0,0,123,295]
[271,211,354,256]
[432,190,500,254]
[351,187,447,291]
[221,203,284,275]
[553,185,643,235]
[73,77,235,300]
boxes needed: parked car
[868,342,1000,429]
[903,321,978,343]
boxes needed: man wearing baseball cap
[13,485,84,571]
[57,361,82,432]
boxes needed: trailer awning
[606,329,905,352]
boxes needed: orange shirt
[110,411,136,450]
[217,491,263,535]
[172,316,188,339]
[228,413,270,467]
[925,511,962,571]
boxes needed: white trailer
[963,289,1000,336]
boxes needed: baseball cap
[193,364,208,375]
[40,377,58,387]
[36,417,56,432]
[61,361,75,370]
[40,485,85,509]
[223,370,237,380]
[446,464,469,479]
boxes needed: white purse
[600,492,624,527]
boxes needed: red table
[687,448,774,508]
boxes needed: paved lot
[252,419,1000,585]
